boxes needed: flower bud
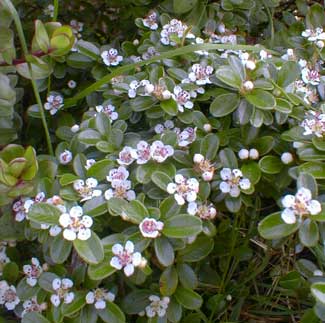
[249,148,259,160]
[203,123,212,132]
[193,153,204,163]
[238,148,249,160]
[71,124,80,133]
[246,60,256,70]
[281,152,293,164]
[243,80,254,91]
[317,40,324,49]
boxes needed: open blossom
[0,248,10,276]
[13,192,45,222]
[23,258,47,287]
[117,146,137,165]
[281,187,322,224]
[85,159,96,170]
[188,64,213,85]
[219,168,251,197]
[193,154,215,181]
[167,174,199,205]
[59,206,93,241]
[110,241,142,276]
[22,296,47,317]
[301,111,325,137]
[135,141,151,164]
[302,28,325,42]
[139,218,164,238]
[140,295,170,318]
[142,46,160,60]
[172,86,194,112]
[150,140,174,163]
[154,120,175,134]
[44,93,63,115]
[44,4,54,17]
[187,201,217,220]
[70,20,83,38]
[177,127,196,147]
[59,149,73,165]
[104,181,136,201]
[160,19,195,46]
[86,288,115,309]
[101,48,123,66]
[107,166,129,184]
[95,104,118,122]
[142,11,158,30]
[0,280,20,310]
[301,67,320,85]
[128,79,151,98]
[73,178,102,202]
[50,278,74,307]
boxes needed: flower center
[4,290,16,302]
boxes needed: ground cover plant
[1,0,325,322]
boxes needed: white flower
[68,80,77,89]
[44,93,64,115]
[70,20,84,37]
[317,40,324,48]
[150,141,174,163]
[238,149,249,160]
[107,166,129,183]
[23,258,46,287]
[12,198,28,222]
[139,218,164,238]
[160,19,194,46]
[86,288,115,309]
[243,80,254,91]
[167,175,199,205]
[259,50,272,60]
[85,159,96,170]
[59,150,73,165]
[219,168,251,197]
[281,187,322,224]
[110,241,142,276]
[50,278,74,307]
[0,280,19,310]
[71,124,80,133]
[249,149,259,160]
[101,48,123,66]
[177,127,196,147]
[144,295,170,318]
[0,249,10,276]
[135,141,151,164]
[104,179,136,201]
[172,86,194,112]
[188,64,213,85]
[193,154,214,181]
[281,152,294,164]
[59,206,93,241]
[44,4,54,17]
[246,60,256,70]
[95,104,118,122]
[301,67,320,85]
[187,201,217,220]
[302,28,325,42]
[142,11,158,30]
[73,178,102,202]
[22,296,47,317]
[117,146,137,165]
[301,111,325,137]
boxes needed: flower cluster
[73,178,102,202]
[167,174,199,205]
[104,166,136,201]
[301,111,325,137]
[160,19,195,46]
[50,278,74,307]
[110,241,143,276]
[302,28,325,48]
[59,206,93,241]
[219,168,251,197]
[139,218,164,238]
[281,188,322,224]
[44,93,64,115]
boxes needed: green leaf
[95,112,112,137]
[151,171,172,191]
[86,159,114,181]
[123,200,149,223]
[163,215,202,238]
[2,262,19,283]
[277,61,300,88]
[177,264,198,289]
[298,219,319,247]
[215,66,242,89]
[306,3,325,28]
[297,172,318,197]
[311,282,325,304]
[228,55,246,81]
[35,20,50,53]
[173,0,198,13]
[241,162,261,185]
[178,235,214,262]
[299,162,325,179]
[61,291,86,317]
[73,232,104,264]
[219,148,238,169]
[28,202,61,225]
[50,235,72,264]
[154,236,175,267]
[160,266,178,296]
[38,272,59,292]
[83,196,108,217]
[258,212,300,240]
[312,137,325,151]
[97,302,126,323]
[17,278,40,301]
[122,290,152,314]
[210,93,240,117]
[161,99,178,116]
[78,129,102,145]
[259,156,283,174]
[22,313,51,323]
[174,287,203,310]
[245,89,276,110]
[88,254,116,280]
[199,134,219,160]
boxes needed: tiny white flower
[44,93,64,115]
[50,278,74,307]
[59,150,73,165]
[86,288,115,309]
[219,168,251,197]
[249,148,259,160]
[0,280,20,310]
[167,175,199,205]
[117,146,137,165]
[110,241,143,276]
[172,86,193,112]
[188,63,213,85]
[301,67,320,86]
[187,201,217,220]
[139,218,164,238]
[59,207,93,241]
[238,149,249,160]
[22,296,47,317]
[177,127,196,147]
[144,295,170,318]
[101,48,123,66]
[71,124,80,133]
[95,104,118,122]
[142,11,158,30]
[243,80,254,91]
[301,111,325,138]
[23,258,46,287]
[44,4,54,17]
[73,178,102,202]
[85,159,96,170]
[68,80,77,89]
[150,141,174,163]
[203,123,212,132]
[246,60,256,70]
[281,152,294,164]
[135,141,151,165]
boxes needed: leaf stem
[3,0,54,155]
[53,0,59,21]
